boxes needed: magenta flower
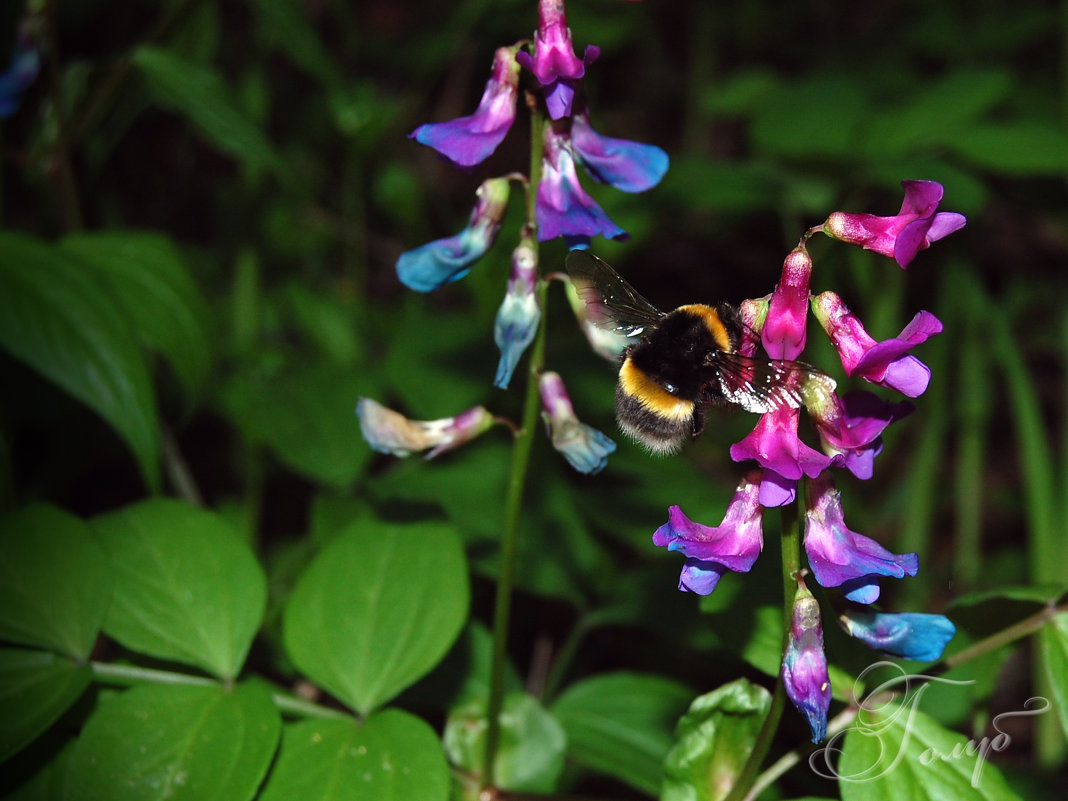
[652,473,764,595]
[822,180,967,268]
[537,125,627,243]
[410,46,521,168]
[803,474,918,603]
[839,609,955,663]
[730,407,833,496]
[396,177,510,291]
[782,578,831,743]
[570,110,669,194]
[357,399,497,459]
[494,240,541,389]
[762,246,812,361]
[813,292,943,398]
[516,0,600,119]
[539,371,616,474]
[810,391,913,480]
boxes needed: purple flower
[570,110,669,193]
[539,371,616,474]
[357,399,497,459]
[730,406,833,484]
[396,177,510,291]
[803,474,918,603]
[839,609,955,662]
[813,292,943,398]
[0,24,40,119]
[516,0,600,119]
[409,46,521,168]
[782,577,831,743]
[762,246,812,361]
[537,125,627,242]
[494,240,541,389]
[810,391,913,480]
[822,180,967,268]
[652,472,764,595]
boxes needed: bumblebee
[566,250,835,454]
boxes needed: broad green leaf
[0,504,112,659]
[132,47,279,173]
[1041,612,1068,739]
[64,681,280,801]
[91,499,266,681]
[444,692,567,793]
[751,76,869,159]
[59,232,213,403]
[258,710,449,801]
[283,283,364,366]
[949,122,1068,174]
[832,698,1022,801]
[551,672,693,795]
[283,520,468,715]
[662,679,772,801]
[0,233,161,491]
[0,649,91,762]
[219,360,376,488]
[947,584,1065,609]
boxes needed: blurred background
[2,0,1067,792]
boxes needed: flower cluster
[653,180,963,741]
[363,0,659,474]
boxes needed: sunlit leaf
[0,504,112,660]
[0,649,91,762]
[64,681,280,801]
[0,233,160,490]
[91,499,266,681]
[283,520,468,716]
[258,710,449,801]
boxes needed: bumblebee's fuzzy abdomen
[616,358,695,453]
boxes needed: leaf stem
[481,103,547,790]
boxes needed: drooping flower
[730,406,833,506]
[822,180,967,268]
[813,292,943,398]
[0,23,40,119]
[537,125,627,243]
[652,472,764,595]
[516,0,600,120]
[809,391,913,480]
[409,45,522,168]
[782,576,832,743]
[539,371,616,474]
[357,399,497,459]
[839,609,955,663]
[396,177,511,291]
[762,246,812,361]
[803,473,917,603]
[494,239,541,389]
[570,109,669,193]
[563,271,630,362]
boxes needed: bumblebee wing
[710,352,837,414]
[565,250,664,339]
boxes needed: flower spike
[396,177,511,292]
[539,371,616,474]
[410,46,521,168]
[822,180,966,268]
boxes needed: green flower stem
[723,498,802,801]
[481,103,547,790]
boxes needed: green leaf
[258,710,449,801]
[91,499,266,681]
[132,47,280,173]
[283,283,364,366]
[551,672,693,795]
[833,699,1023,801]
[949,122,1068,174]
[0,504,113,660]
[444,692,567,793]
[59,232,213,403]
[662,679,772,801]
[750,76,869,159]
[219,360,377,488]
[1041,612,1068,739]
[0,649,91,762]
[0,232,161,491]
[283,520,469,715]
[64,681,280,801]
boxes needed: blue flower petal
[572,113,669,193]
[396,228,487,292]
[841,611,956,662]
